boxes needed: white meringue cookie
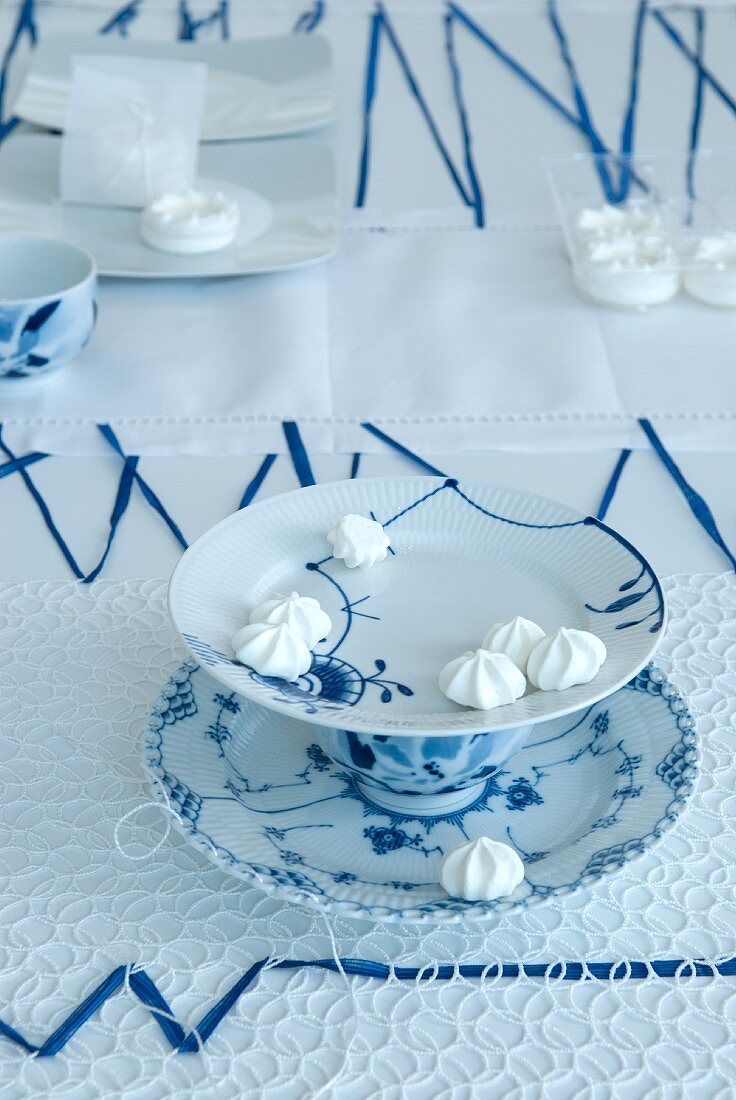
[439,649,526,710]
[232,621,311,681]
[327,514,390,569]
[526,627,607,691]
[249,591,331,649]
[139,189,240,254]
[481,616,545,671]
[439,837,525,902]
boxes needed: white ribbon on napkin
[59,55,207,209]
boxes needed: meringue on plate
[439,649,526,710]
[139,188,240,254]
[249,591,331,650]
[481,615,545,671]
[526,627,607,691]
[232,620,311,682]
[439,836,525,902]
[327,514,390,568]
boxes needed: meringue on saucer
[327,514,390,568]
[481,615,545,671]
[232,621,311,682]
[139,188,240,254]
[439,836,525,902]
[439,649,526,710]
[249,591,331,650]
[527,627,606,691]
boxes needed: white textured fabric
[3,2,736,455]
[4,223,736,456]
[0,573,735,1096]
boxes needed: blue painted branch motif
[583,518,665,633]
[0,299,61,376]
[364,659,413,703]
[185,479,664,723]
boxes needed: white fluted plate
[169,477,667,737]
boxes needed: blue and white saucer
[143,661,698,924]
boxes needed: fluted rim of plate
[168,477,667,739]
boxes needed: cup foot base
[353,779,488,817]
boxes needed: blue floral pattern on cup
[318,724,531,798]
[0,237,97,380]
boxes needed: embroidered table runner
[0,574,734,1096]
[2,2,736,455]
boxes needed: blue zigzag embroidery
[2,956,735,1057]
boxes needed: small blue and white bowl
[0,234,96,381]
[318,725,532,813]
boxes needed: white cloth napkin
[3,222,736,456]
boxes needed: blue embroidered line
[283,421,316,486]
[34,967,128,1057]
[443,10,485,227]
[179,959,270,1051]
[178,0,229,41]
[0,450,47,480]
[0,0,37,145]
[638,418,736,572]
[355,7,382,208]
[547,0,616,198]
[127,969,186,1048]
[83,455,139,583]
[2,956,735,1055]
[448,1,648,201]
[616,0,647,201]
[97,425,188,550]
[547,0,648,203]
[99,0,141,36]
[239,454,277,509]
[596,449,632,521]
[0,426,84,578]
[293,1,325,34]
[0,425,164,582]
[356,5,474,213]
[350,453,361,479]
[653,9,736,119]
[360,423,447,477]
[448,3,581,133]
[685,8,706,209]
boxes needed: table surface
[1,2,736,1097]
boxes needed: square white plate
[12,33,335,141]
[0,134,339,278]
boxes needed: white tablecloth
[2,1,736,454]
[2,3,736,1097]
[0,574,734,1099]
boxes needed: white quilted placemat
[0,574,735,1097]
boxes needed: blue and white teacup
[317,725,532,813]
[0,235,97,381]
